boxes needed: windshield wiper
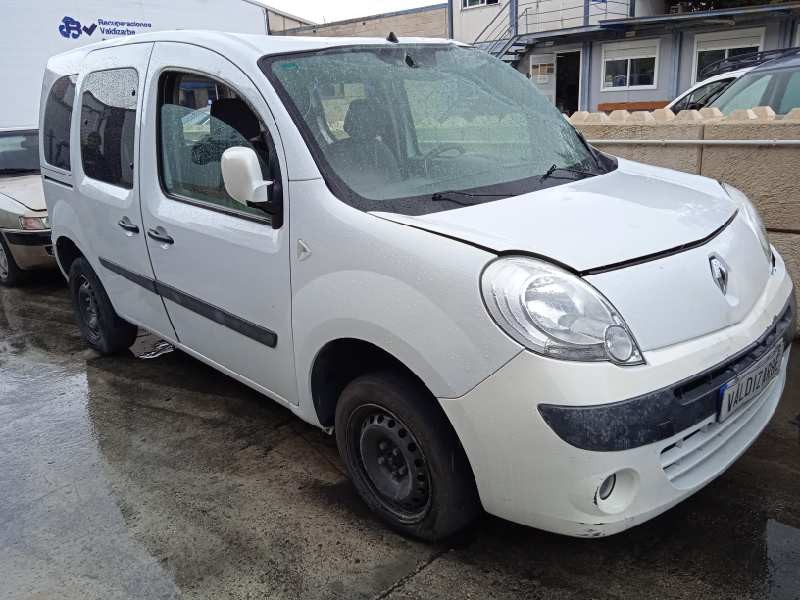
[539,164,599,183]
[431,189,508,206]
[575,130,604,171]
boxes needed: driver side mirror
[221,146,282,228]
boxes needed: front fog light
[605,325,633,362]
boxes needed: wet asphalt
[1,274,799,600]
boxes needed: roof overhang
[512,2,800,48]
[601,2,800,30]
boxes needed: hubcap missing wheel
[357,408,430,518]
[77,276,101,340]
[0,243,9,280]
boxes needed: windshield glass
[262,44,608,215]
[710,71,772,114]
[0,130,40,175]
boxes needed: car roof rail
[699,47,800,80]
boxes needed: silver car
[0,129,55,286]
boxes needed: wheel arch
[54,235,86,278]
[310,337,433,429]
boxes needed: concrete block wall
[572,107,800,334]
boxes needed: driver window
[158,72,278,219]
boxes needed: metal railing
[473,0,630,55]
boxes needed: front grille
[659,370,783,489]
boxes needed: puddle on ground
[129,330,174,360]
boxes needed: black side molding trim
[538,292,795,452]
[157,281,278,348]
[100,257,157,293]
[43,175,74,189]
[98,257,278,348]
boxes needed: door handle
[117,217,140,234]
[147,226,174,245]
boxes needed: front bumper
[1,229,55,270]
[440,254,794,538]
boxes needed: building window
[601,40,659,91]
[693,28,763,82]
[462,0,499,8]
[80,68,138,189]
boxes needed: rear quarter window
[80,68,138,189]
[42,76,76,170]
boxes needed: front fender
[289,181,521,417]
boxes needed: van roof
[45,29,457,76]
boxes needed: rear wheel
[335,370,480,541]
[0,235,24,287]
[68,257,137,354]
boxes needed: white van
[41,31,795,541]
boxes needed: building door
[529,54,556,104]
[555,52,581,115]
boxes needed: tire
[68,257,137,355]
[0,234,25,287]
[335,370,481,541]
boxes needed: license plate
[718,341,783,422]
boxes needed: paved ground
[2,275,800,600]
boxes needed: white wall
[3,0,269,130]
[453,2,505,43]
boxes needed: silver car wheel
[0,241,9,281]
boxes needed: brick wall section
[281,6,448,38]
[572,107,800,336]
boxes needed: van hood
[0,174,46,212]
[372,159,737,272]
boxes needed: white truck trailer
[0,0,286,284]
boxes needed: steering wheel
[422,143,467,162]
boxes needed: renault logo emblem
[709,256,728,294]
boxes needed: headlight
[721,183,770,262]
[18,216,48,230]
[481,257,644,365]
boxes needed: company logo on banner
[58,16,152,39]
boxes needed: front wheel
[68,257,137,355]
[0,234,24,287]
[335,371,480,541]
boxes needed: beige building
[280,4,448,39]
[246,3,315,33]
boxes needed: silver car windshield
[262,44,607,215]
[0,130,39,175]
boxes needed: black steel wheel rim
[77,275,102,343]
[349,404,432,522]
[0,242,9,280]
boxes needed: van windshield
[262,44,610,215]
[0,130,40,175]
